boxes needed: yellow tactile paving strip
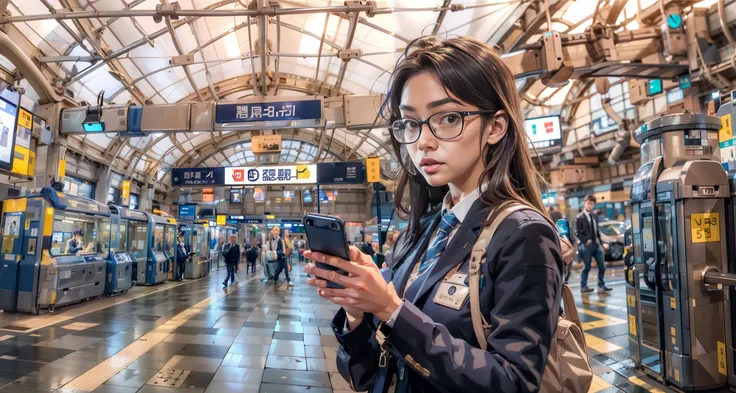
[62,275,258,392]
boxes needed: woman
[303,36,564,393]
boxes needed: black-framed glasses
[390,110,495,144]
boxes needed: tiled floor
[0,259,700,393]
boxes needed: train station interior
[4,0,736,392]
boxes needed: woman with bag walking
[303,35,587,393]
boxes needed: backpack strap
[469,201,529,350]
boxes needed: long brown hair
[386,36,547,249]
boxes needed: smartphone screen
[304,214,349,289]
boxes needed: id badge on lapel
[433,272,470,310]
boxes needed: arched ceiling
[0,0,720,188]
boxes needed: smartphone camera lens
[306,219,314,226]
[329,222,338,230]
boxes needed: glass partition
[164,225,176,257]
[109,220,128,252]
[128,221,148,259]
[51,211,109,256]
[153,225,165,252]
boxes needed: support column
[139,184,150,211]
[94,166,111,204]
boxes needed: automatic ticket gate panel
[0,212,24,312]
[658,162,729,390]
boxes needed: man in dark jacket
[175,233,188,281]
[245,242,259,274]
[221,234,240,288]
[575,194,612,293]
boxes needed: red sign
[231,169,244,182]
[545,121,554,134]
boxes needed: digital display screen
[178,204,197,221]
[303,189,312,203]
[0,97,18,170]
[83,122,104,132]
[647,80,663,96]
[524,115,562,150]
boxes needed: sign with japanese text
[216,215,227,226]
[252,135,282,154]
[224,164,317,186]
[171,167,224,186]
[121,180,131,206]
[317,161,365,184]
[215,100,322,124]
[365,157,381,183]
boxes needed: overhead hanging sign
[215,98,323,130]
[524,115,562,150]
[252,135,282,154]
[365,157,381,183]
[317,161,365,184]
[178,204,197,221]
[224,164,317,186]
[121,180,131,206]
[171,167,224,186]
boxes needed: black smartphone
[303,213,350,289]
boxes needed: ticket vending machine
[0,188,109,313]
[634,113,730,390]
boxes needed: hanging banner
[252,135,282,154]
[365,157,381,183]
[121,180,131,206]
[225,164,317,186]
[216,215,227,226]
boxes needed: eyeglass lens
[391,112,464,143]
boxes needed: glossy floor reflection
[0,260,702,393]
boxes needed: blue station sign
[172,168,224,186]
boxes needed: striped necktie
[418,211,459,274]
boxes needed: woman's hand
[304,247,402,323]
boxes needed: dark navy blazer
[331,199,564,393]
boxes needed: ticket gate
[143,213,173,285]
[0,188,109,314]
[181,221,211,279]
[105,205,148,294]
[630,113,730,390]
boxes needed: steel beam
[333,11,359,95]
[258,10,268,95]
[161,1,204,102]
[432,0,452,35]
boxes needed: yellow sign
[691,213,720,243]
[266,215,275,219]
[366,157,380,183]
[671,326,676,335]
[251,135,282,154]
[670,297,676,309]
[17,108,32,129]
[719,341,727,376]
[122,180,130,201]
[627,269,633,282]
[58,158,66,179]
[628,315,637,336]
[674,368,680,382]
[24,220,29,230]
[720,114,733,143]
[296,165,311,180]
[216,215,227,226]
[627,295,635,307]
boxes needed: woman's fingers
[309,253,364,276]
[305,277,327,288]
[304,264,366,291]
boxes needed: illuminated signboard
[178,204,197,221]
[172,168,224,186]
[224,164,317,186]
[524,115,562,150]
[216,100,321,123]
[0,93,18,171]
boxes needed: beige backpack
[469,201,593,393]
